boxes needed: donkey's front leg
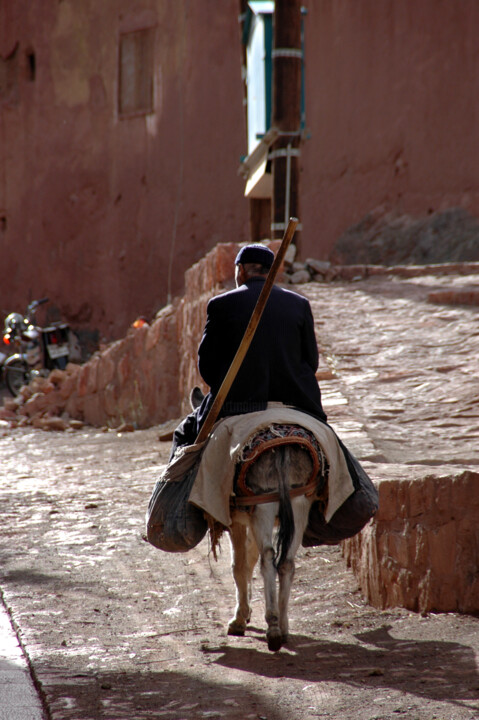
[228,516,258,636]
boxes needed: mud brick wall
[343,470,479,614]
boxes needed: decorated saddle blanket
[233,422,328,505]
[187,403,355,528]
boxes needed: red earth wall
[2,0,479,344]
[0,0,249,340]
[300,0,479,259]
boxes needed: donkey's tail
[274,447,295,568]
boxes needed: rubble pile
[0,366,83,431]
[329,207,479,266]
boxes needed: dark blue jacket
[197,277,327,424]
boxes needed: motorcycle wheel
[5,360,30,397]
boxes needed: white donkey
[190,390,326,652]
[225,426,325,652]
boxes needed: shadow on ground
[212,626,479,712]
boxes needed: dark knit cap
[235,244,274,268]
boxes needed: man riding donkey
[146,234,378,651]
[170,243,327,458]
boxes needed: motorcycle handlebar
[27,297,49,313]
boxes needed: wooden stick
[195,217,298,444]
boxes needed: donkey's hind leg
[228,515,259,636]
[278,495,311,642]
[250,503,283,651]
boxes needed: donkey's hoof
[267,629,283,652]
[228,620,246,637]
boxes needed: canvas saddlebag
[302,438,379,547]
[145,443,208,553]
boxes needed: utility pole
[271,0,302,253]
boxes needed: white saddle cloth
[187,403,355,528]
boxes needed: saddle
[232,423,328,508]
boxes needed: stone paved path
[303,272,479,473]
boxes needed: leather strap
[232,476,319,507]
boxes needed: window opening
[26,50,36,82]
[118,28,154,117]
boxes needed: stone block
[48,368,67,386]
[376,480,398,522]
[103,382,118,418]
[66,362,81,374]
[82,393,107,427]
[306,258,331,274]
[214,243,238,286]
[76,364,90,398]
[453,471,479,510]
[132,324,148,358]
[145,317,163,352]
[2,398,20,412]
[346,468,479,613]
[433,479,452,518]
[411,525,429,570]
[407,478,428,517]
[65,393,82,420]
[428,289,479,306]
[429,521,457,578]
[387,529,410,569]
[146,309,178,353]
[115,381,145,426]
[31,414,46,429]
[336,265,367,281]
[23,393,50,417]
[117,351,131,386]
[395,480,409,518]
[40,416,68,432]
[19,384,34,401]
[0,408,18,420]
[96,350,116,389]
[85,356,100,395]
[290,269,311,284]
[59,372,79,401]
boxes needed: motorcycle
[2,297,79,397]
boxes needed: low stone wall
[343,468,479,613]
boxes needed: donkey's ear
[190,386,205,410]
